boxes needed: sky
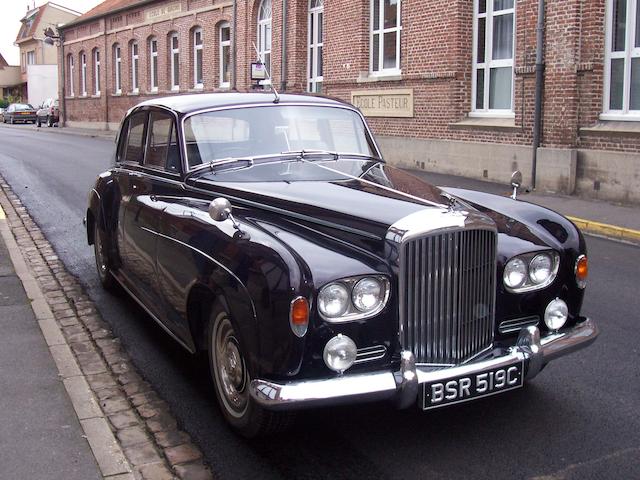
[0,0,103,65]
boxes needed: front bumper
[250,318,598,411]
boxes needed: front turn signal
[290,296,309,337]
[575,255,588,289]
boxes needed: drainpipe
[531,0,545,190]
[60,30,66,127]
[103,19,109,131]
[280,0,287,92]
[232,0,237,90]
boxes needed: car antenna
[252,41,280,104]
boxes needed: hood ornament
[440,192,460,212]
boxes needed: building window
[194,28,204,89]
[80,52,87,96]
[604,0,640,119]
[149,37,158,91]
[308,0,324,93]
[472,0,515,115]
[68,55,74,97]
[220,22,231,88]
[114,44,122,94]
[131,42,139,93]
[93,49,101,96]
[370,0,401,74]
[257,0,272,78]
[170,33,180,91]
[26,50,36,65]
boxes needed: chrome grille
[399,229,497,365]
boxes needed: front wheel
[47,116,54,127]
[36,117,41,127]
[208,305,294,437]
[93,222,115,290]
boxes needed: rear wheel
[9,116,14,125]
[36,117,41,127]
[93,222,115,290]
[208,304,294,437]
[47,116,53,127]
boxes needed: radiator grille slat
[400,229,496,365]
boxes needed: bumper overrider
[250,318,598,410]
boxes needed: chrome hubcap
[213,315,248,417]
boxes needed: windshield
[14,104,33,110]
[183,105,378,169]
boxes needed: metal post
[232,0,237,90]
[281,0,287,92]
[531,0,546,190]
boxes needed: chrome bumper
[250,318,598,411]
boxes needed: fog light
[544,298,568,331]
[323,334,357,373]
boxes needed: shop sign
[351,89,414,118]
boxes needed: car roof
[133,92,350,114]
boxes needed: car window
[123,112,148,163]
[144,111,179,172]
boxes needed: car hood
[191,162,484,240]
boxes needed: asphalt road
[0,123,638,480]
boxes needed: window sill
[599,113,640,122]
[357,72,403,83]
[580,121,640,137]
[128,90,140,96]
[171,87,180,92]
[91,95,101,99]
[112,92,122,97]
[449,117,520,132]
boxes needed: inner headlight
[504,251,559,293]
[504,258,527,289]
[317,275,390,322]
[318,283,349,318]
[352,277,383,312]
[529,253,553,284]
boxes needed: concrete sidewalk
[0,205,133,480]
[410,169,640,245]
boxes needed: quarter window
[194,28,203,89]
[308,0,324,93]
[131,42,139,93]
[220,23,231,88]
[257,0,272,80]
[123,112,148,164]
[604,0,640,118]
[170,33,180,90]
[473,0,515,114]
[114,44,122,94]
[145,112,179,172]
[370,0,401,74]
[150,37,158,91]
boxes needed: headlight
[323,334,357,373]
[503,251,559,293]
[318,283,349,318]
[504,258,527,289]
[317,275,390,322]
[544,298,568,330]
[352,277,383,312]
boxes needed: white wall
[26,64,58,107]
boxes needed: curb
[0,122,116,140]
[567,216,640,244]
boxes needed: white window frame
[114,44,122,94]
[471,0,516,118]
[68,55,74,97]
[193,28,204,89]
[257,0,272,85]
[149,38,158,92]
[81,52,87,96]
[26,50,36,65]
[94,49,101,96]
[308,0,324,93]
[219,22,231,88]
[369,0,402,76]
[602,0,640,120]
[131,42,139,94]
[170,33,180,91]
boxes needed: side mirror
[510,170,523,200]
[208,197,231,221]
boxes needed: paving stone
[95,386,123,401]
[70,341,95,355]
[116,425,150,447]
[100,396,131,414]
[81,360,108,375]
[92,328,113,340]
[136,462,175,480]
[154,430,191,449]
[165,444,202,466]
[112,361,132,374]
[130,391,160,408]
[123,442,163,467]
[58,315,80,327]
[137,401,169,419]
[76,351,104,365]
[86,372,118,391]
[146,413,178,434]
[62,324,85,336]
[118,371,143,386]
[46,296,69,305]
[123,381,152,397]
[66,332,91,343]
[109,410,140,430]
[174,461,214,480]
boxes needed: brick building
[58,0,640,203]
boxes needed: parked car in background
[3,103,37,124]
[36,98,59,127]
[86,93,598,437]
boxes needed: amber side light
[575,255,588,288]
[290,297,309,337]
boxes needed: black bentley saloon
[86,92,598,437]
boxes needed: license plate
[422,361,524,410]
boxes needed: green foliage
[0,98,8,109]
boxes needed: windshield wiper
[280,150,384,163]
[185,157,254,182]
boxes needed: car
[3,103,37,124]
[85,92,598,437]
[36,98,59,127]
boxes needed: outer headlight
[317,275,390,322]
[318,283,349,318]
[544,298,568,331]
[503,251,559,293]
